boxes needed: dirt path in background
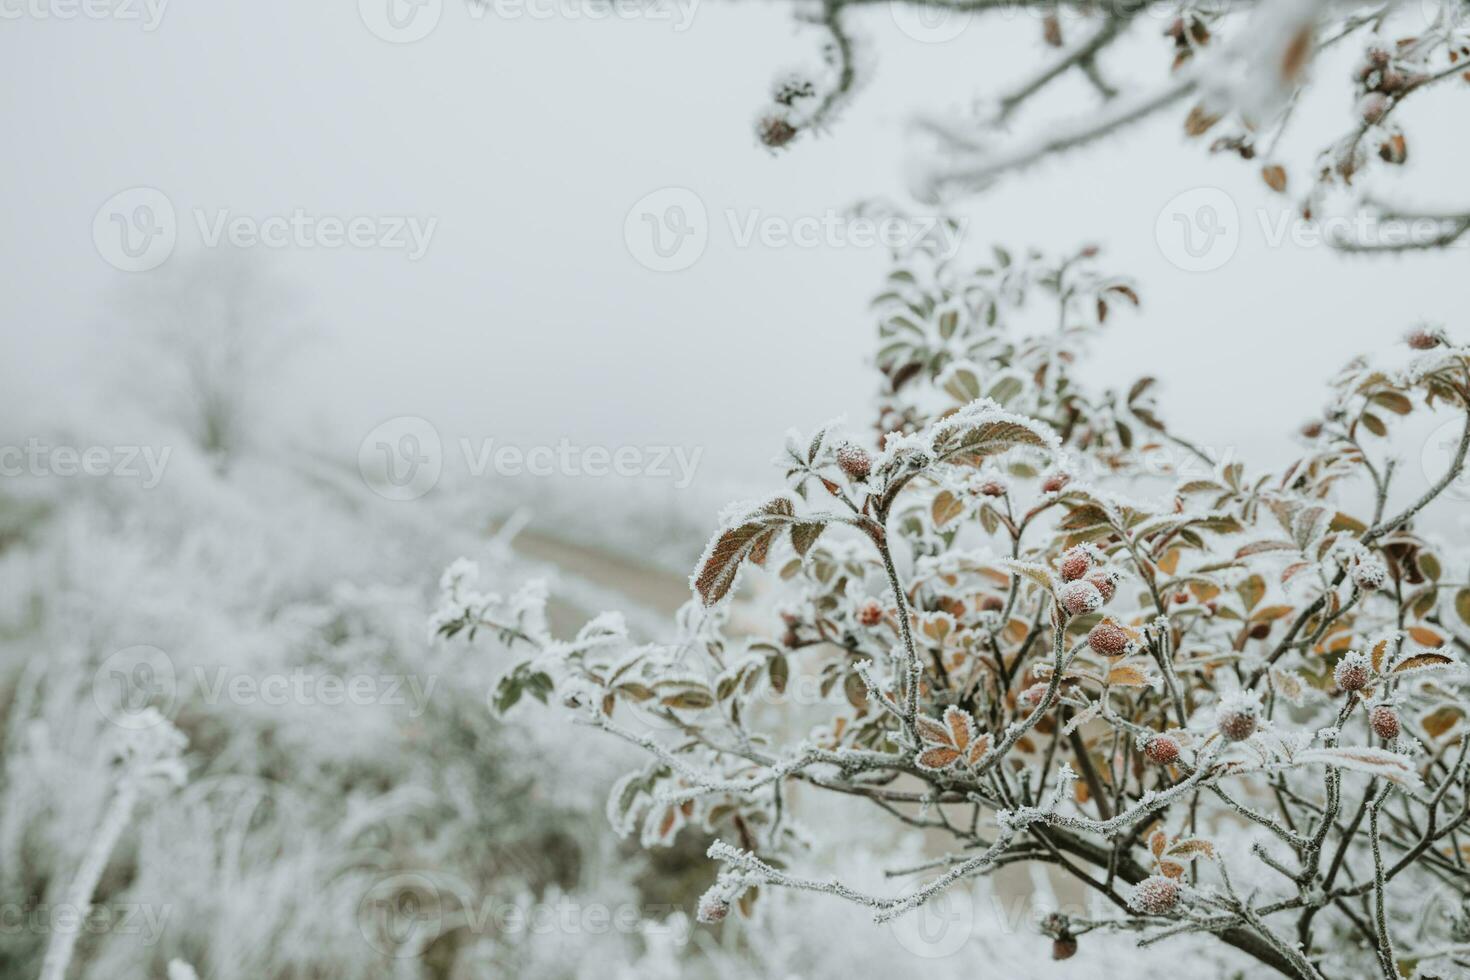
[511,528,692,618]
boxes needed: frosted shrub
[751,1,1470,251]
[442,241,1470,977]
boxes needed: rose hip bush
[436,241,1470,977]
[753,1,1470,252]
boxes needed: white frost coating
[1195,0,1332,124]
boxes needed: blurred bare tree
[116,248,308,472]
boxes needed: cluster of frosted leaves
[871,242,1167,476]
[438,234,1470,956]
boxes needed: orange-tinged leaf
[1184,103,1221,136]
[1251,604,1294,623]
[966,733,991,765]
[1394,651,1453,674]
[943,705,973,752]
[1422,705,1465,739]
[1157,547,1181,575]
[1160,860,1187,879]
[1107,664,1150,687]
[916,746,962,771]
[916,715,950,745]
[1262,164,1287,192]
[1408,627,1446,648]
[1280,25,1313,81]
[932,490,965,527]
[1166,838,1215,860]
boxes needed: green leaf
[768,655,789,695]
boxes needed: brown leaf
[1280,25,1314,82]
[916,715,951,745]
[1422,705,1465,739]
[1407,627,1446,648]
[943,705,973,752]
[916,746,962,771]
[931,490,965,528]
[1262,164,1288,192]
[1184,104,1222,137]
[1166,838,1215,860]
[692,498,795,605]
[1394,651,1453,673]
[1107,664,1150,687]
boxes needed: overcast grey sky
[4,1,1467,499]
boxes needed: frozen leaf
[1106,664,1150,687]
[931,490,965,527]
[693,497,799,605]
[1393,651,1453,675]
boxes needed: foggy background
[5,0,1468,495]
